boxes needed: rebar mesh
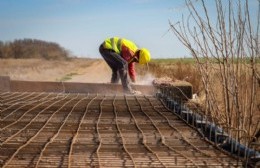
[0,92,243,167]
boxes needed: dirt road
[68,59,111,83]
[0,59,111,83]
[0,58,154,85]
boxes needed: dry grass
[136,59,202,94]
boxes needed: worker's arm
[121,45,135,60]
[128,62,136,82]
[121,45,136,82]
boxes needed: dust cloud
[136,73,155,85]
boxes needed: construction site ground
[0,92,243,167]
[0,59,244,167]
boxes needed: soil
[67,59,111,83]
[0,59,111,83]
[0,58,155,85]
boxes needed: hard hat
[139,48,151,64]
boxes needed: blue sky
[0,0,258,58]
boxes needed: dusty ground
[0,59,111,82]
[0,58,154,85]
[68,59,111,83]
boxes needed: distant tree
[0,41,3,58]
[11,40,23,58]
[0,39,71,60]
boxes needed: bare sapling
[170,0,260,150]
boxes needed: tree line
[0,39,70,60]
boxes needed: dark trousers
[99,44,132,92]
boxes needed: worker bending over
[99,37,151,94]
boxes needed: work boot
[124,89,142,95]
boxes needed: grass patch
[58,72,79,82]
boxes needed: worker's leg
[118,67,132,92]
[99,45,120,83]
[99,45,132,92]
[111,69,120,83]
